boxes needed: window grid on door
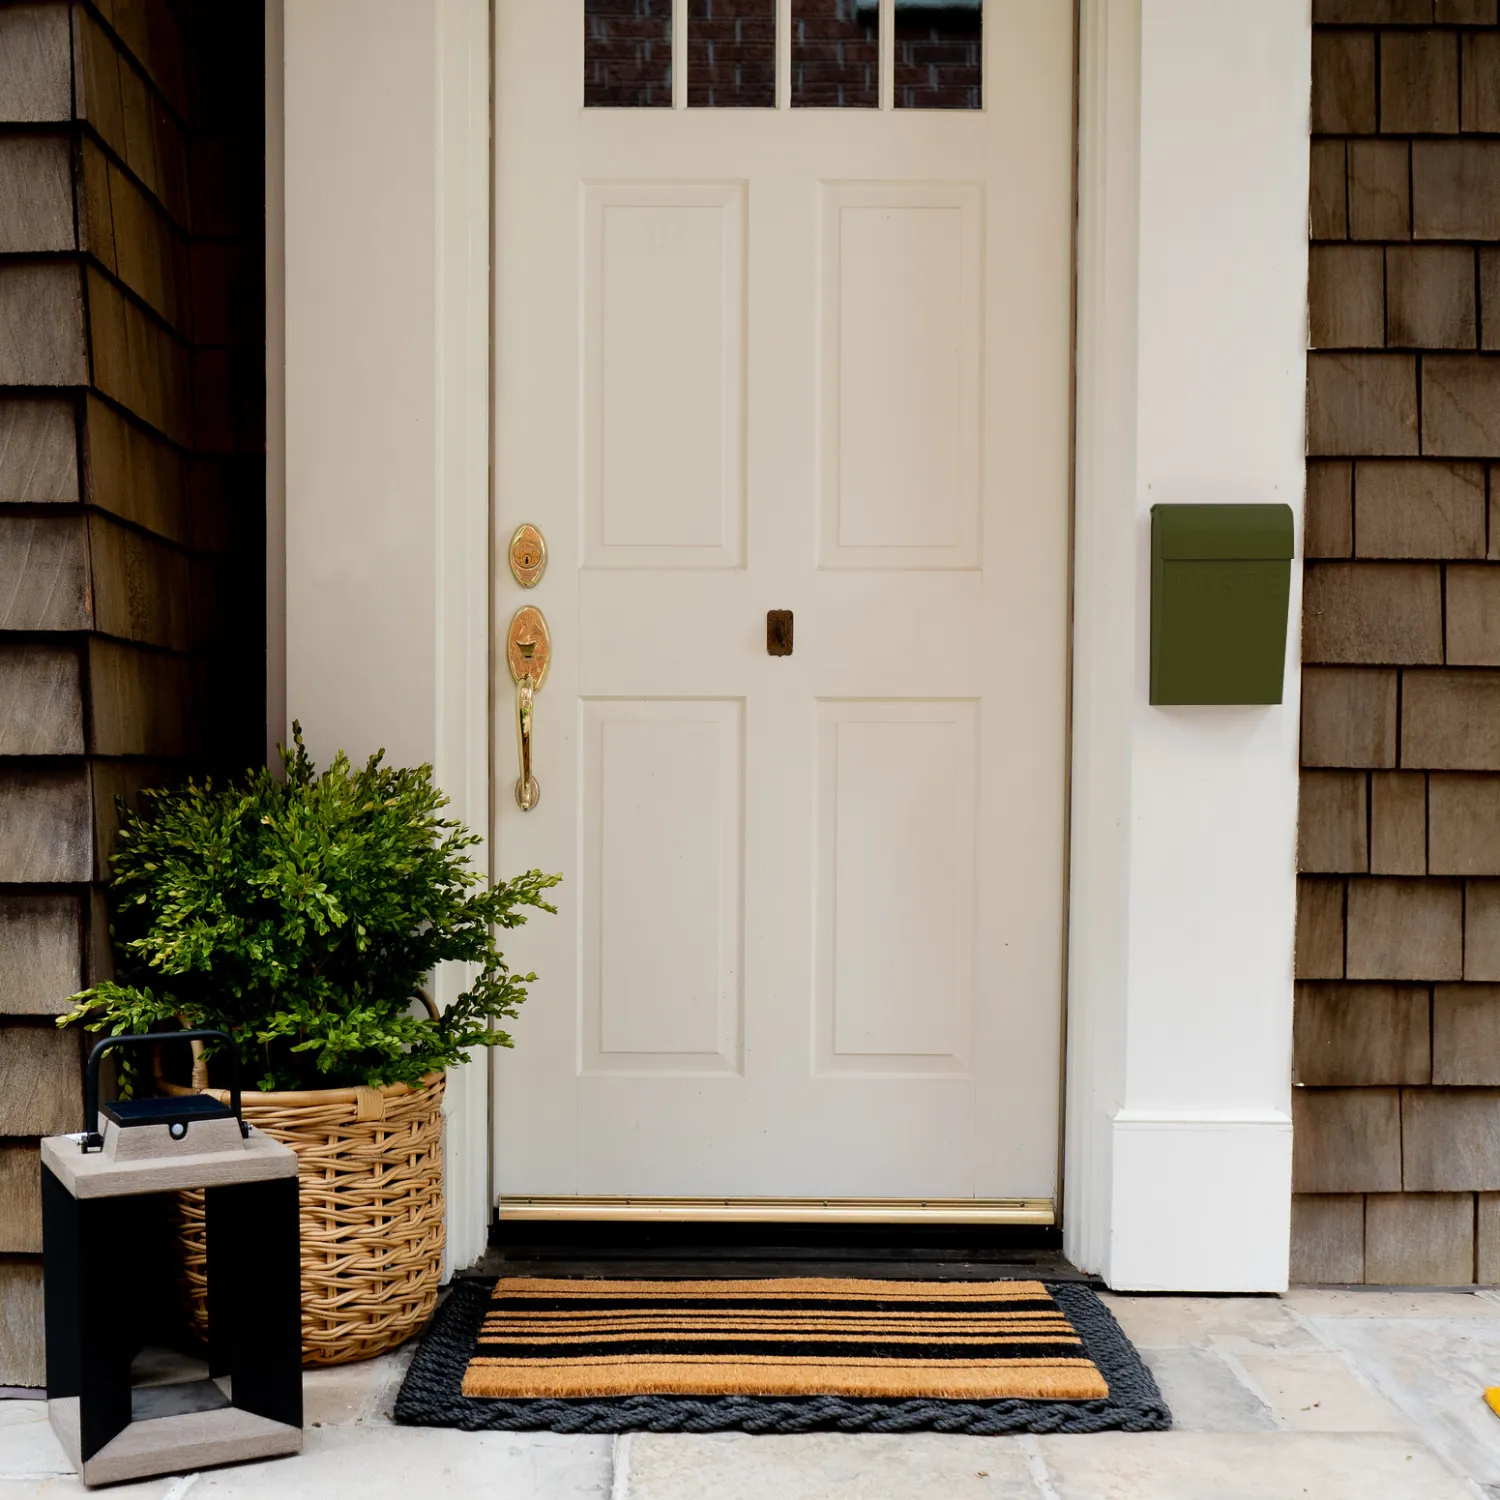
[583,0,981,110]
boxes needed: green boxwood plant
[59,725,559,1093]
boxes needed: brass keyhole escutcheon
[509,524,547,588]
[507,606,551,689]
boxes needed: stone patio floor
[8,1288,1500,1496]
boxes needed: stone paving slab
[0,1396,77,1481]
[1306,1316,1500,1487]
[619,1433,1041,1499]
[1131,1346,1277,1433]
[0,1422,614,1500]
[300,1348,412,1429]
[1031,1432,1479,1500]
[1225,1346,1414,1432]
[188,1428,611,1499]
[1099,1293,1318,1351]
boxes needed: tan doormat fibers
[459,1276,1109,1401]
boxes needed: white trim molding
[1109,1111,1294,1292]
[1066,0,1311,1291]
[280,0,493,1275]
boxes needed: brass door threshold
[495,1196,1055,1225]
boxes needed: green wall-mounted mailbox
[1150,503,1295,706]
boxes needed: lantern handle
[83,1030,244,1151]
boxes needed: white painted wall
[279,0,492,1274]
[1066,0,1311,1290]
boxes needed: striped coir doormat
[395,1277,1171,1434]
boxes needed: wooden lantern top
[40,1125,297,1200]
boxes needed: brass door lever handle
[507,607,550,811]
[515,672,538,811]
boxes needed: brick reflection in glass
[792,0,877,109]
[689,0,776,107]
[895,0,981,110]
[586,0,672,108]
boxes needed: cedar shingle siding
[0,1,264,1382]
[1296,0,1500,1284]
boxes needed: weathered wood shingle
[1293,1088,1402,1194]
[1370,772,1427,875]
[1386,247,1475,350]
[0,398,78,504]
[0,134,75,253]
[1354,461,1484,559]
[0,0,266,1384]
[1364,1193,1474,1284]
[1346,877,1463,980]
[1299,771,1370,873]
[0,4,73,123]
[0,516,90,632]
[0,643,83,755]
[1302,667,1398,768]
[0,893,81,1014]
[0,264,86,385]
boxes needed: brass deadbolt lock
[509,524,547,588]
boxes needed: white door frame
[273,0,1310,1289]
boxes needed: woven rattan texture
[172,1076,446,1366]
[394,1278,1172,1434]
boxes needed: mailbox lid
[1152,503,1295,561]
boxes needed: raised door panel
[581,698,744,1075]
[814,698,977,1076]
[818,182,982,570]
[583,182,746,569]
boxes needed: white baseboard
[1105,1110,1293,1292]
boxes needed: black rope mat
[393,1277,1171,1435]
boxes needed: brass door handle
[515,673,539,811]
[507,606,550,812]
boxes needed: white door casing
[491,1,1076,1207]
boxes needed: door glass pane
[585,0,672,108]
[688,0,777,108]
[791,0,878,109]
[894,0,981,110]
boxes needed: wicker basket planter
[165,1072,446,1366]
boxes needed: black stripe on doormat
[483,1296,1065,1314]
[395,1279,1173,1435]
[471,1339,1093,1360]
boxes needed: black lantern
[41,1032,303,1487]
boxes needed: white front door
[492,0,1074,1210]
